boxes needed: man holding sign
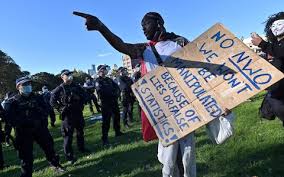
[74,11,198,177]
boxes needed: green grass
[1,94,284,177]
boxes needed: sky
[0,0,283,75]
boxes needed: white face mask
[271,19,284,37]
[20,85,32,95]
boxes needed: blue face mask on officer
[19,85,32,96]
[16,76,32,96]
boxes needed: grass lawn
[1,93,284,177]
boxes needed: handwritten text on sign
[132,23,284,146]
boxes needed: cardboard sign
[132,23,284,146]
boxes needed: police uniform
[117,68,135,126]
[83,79,101,114]
[6,77,63,177]
[42,86,56,127]
[1,92,14,145]
[132,70,141,83]
[0,105,5,169]
[95,69,123,144]
[50,82,87,161]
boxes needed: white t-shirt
[141,39,196,177]
[143,40,182,71]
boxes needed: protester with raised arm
[74,11,196,177]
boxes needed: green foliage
[72,70,90,85]
[109,69,119,79]
[0,50,22,98]
[31,72,61,92]
[30,70,90,92]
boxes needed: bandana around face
[271,19,284,37]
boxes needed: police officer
[95,65,124,145]
[83,76,101,115]
[5,76,64,177]
[1,92,14,146]
[50,70,89,164]
[117,67,135,128]
[41,86,56,127]
[0,104,6,170]
[132,64,142,120]
[132,64,141,83]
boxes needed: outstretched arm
[73,11,146,59]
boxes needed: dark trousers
[87,95,100,114]
[15,126,59,177]
[91,94,100,113]
[49,108,56,124]
[61,112,85,160]
[101,101,121,141]
[87,100,95,114]
[4,124,12,144]
[122,100,133,125]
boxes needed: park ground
[1,93,284,177]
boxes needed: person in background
[0,105,7,170]
[95,65,124,146]
[132,64,142,120]
[83,76,101,115]
[6,76,64,177]
[50,70,89,165]
[117,67,135,128]
[1,92,15,146]
[132,64,142,83]
[42,86,56,127]
[251,12,284,126]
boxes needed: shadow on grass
[197,142,284,177]
[0,167,21,177]
[225,143,284,177]
[133,169,161,177]
[59,142,158,177]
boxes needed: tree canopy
[0,50,22,98]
